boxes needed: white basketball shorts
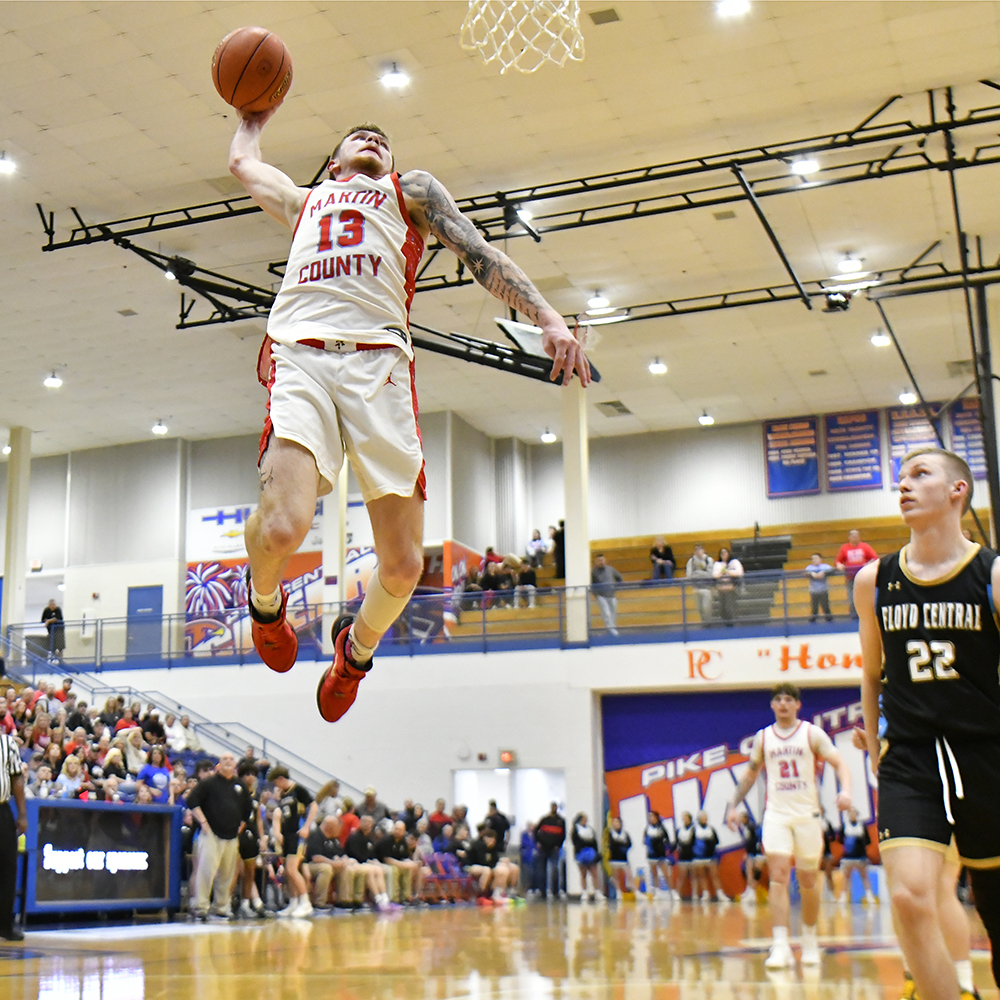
[259,338,425,503]
[761,812,823,868]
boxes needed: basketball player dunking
[857,446,1000,1000]
[726,683,852,969]
[229,112,591,722]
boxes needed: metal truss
[36,82,1000,253]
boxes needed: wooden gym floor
[0,900,993,1000]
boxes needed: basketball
[211,26,293,115]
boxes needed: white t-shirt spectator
[164,720,186,753]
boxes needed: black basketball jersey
[876,544,1000,741]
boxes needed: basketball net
[460,0,585,74]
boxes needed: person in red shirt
[338,795,360,847]
[114,708,140,734]
[51,678,72,704]
[428,798,451,838]
[0,698,14,736]
[836,529,878,619]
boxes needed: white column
[321,457,349,655]
[2,427,31,640]
[561,383,590,642]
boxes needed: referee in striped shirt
[0,731,26,941]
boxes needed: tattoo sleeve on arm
[400,171,552,321]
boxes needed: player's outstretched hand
[835,792,852,811]
[537,309,591,387]
[239,105,280,129]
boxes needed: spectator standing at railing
[713,547,744,625]
[515,561,537,608]
[591,554,624,636]
[187,751,249,922]
[536,802,567,899]
[41,600,65,662]
[650,536,676,581]
[526,529,548,568]
[806,553,835,623]
[835,529,878,619]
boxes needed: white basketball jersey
[760,721,823,820]
[267,172,424,357]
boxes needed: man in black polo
[305,814,350,908]
[376,819,421,903]
[346,815,395,911]
[0,731,26,940]
[186,752,249,921]
[485,800,511,849]
[536,802,566,899]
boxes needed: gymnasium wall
[420,411,449,543]
[528,421,929,540]
[450,413,495,552]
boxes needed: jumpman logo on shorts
[384,373,396,387]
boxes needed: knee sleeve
[969,868,1000,986]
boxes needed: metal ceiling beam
[36,82,1000,252]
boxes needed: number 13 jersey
[876,545,1000,742]
[267,172,425,358]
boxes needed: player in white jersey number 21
[229,111,591,724]
[726,682,852,969]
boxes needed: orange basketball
[211,26,293,114]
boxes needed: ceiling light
[587,293,609,311]
[540,429,557,443]
[648,358,667,375]
[790,158,819,176]
[838,254,863,273]
[899,390,917,405]
[1,446,9,456]
[164,266,176,280]
[823,291,851,312]
[698,411,715,426]
[871,330,891,347]
[0,153,15,176]
[716,0,750,15]
[152,420,168,436]
[380,63,409,89]
[43,372,62,388]
[516,207,532,223]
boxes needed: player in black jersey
[856,446,1000,1000]
[236,759,269,919]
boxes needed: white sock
[773,926,789,943]
[802,924,817,940]
[347,624,377,664]
[375,892,388,905]
[956,959,974,993]
[252,584,281,617]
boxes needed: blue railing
[5,569,857,672]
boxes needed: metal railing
[5,570,856,672]
[0,634,353,797]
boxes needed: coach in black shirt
[345,814,377,863]
[186,752,248,919]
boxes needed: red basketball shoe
[316,614,371,723]
[248,575,298,674]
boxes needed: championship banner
[949,398,988,480]
[603,689,876,898]
[824,410,882,491]
[764,416,820,498]
[888,405,942,486]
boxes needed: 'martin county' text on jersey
[875,545,1000,742]
[267,172,424,357]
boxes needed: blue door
[126,585,163,658]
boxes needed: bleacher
[445,510,991,638]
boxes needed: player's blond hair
[900,446,974,513]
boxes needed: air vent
[589,7,620,23]
[595,400,632,417]
[713,210,737,221]
[117,308,137,317]
[808,369,827,377]
[947,359,975,378]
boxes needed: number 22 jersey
[876,544,1000,742]
[267,171,425,358]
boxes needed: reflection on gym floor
[2,901,993,1000]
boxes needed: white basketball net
[460,0,585,74]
